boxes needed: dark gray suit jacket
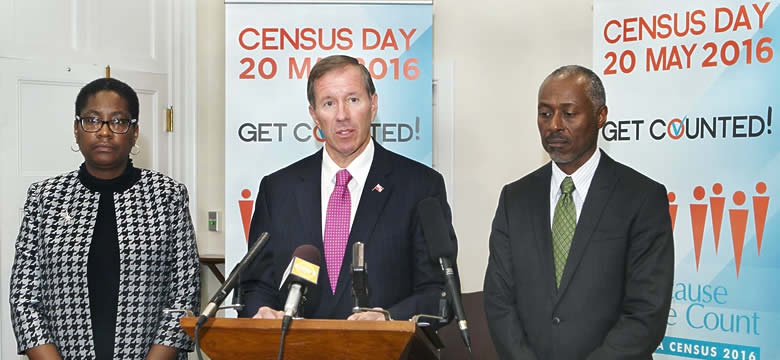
[484,151,674,360]
[239,140,457,321]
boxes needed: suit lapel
[528,165,559,301]
[287,151,331,315]
[295,151,324,251]
[556,152,618,298]
[328,142,394,313]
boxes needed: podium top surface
[181,317,417,332]
[180,317,436,360]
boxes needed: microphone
[197,232,270,328]
[275,247,320,360]
[417,197,471,353]
[280,245,321,321]
[351,242,369,311]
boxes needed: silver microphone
[279,245,321,320]
[284,284,304,318]
[351,242,369,311]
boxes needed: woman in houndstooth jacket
[9,77,200,360]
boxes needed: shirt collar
[322,138,375,188]
[551,148,601,195]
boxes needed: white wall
[196,0,227,314]
[433,0,594,291]
[194,0,595,295]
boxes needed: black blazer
[239,140,457,321]
[484,151,674,360]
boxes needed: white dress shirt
[320,139,375,238]
[549,149,601,227]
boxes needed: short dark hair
[75,77,140,120]
[545,65,606,110]
[307,55,376,107]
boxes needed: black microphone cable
[275,244,321,360]
[195,322,204,360]
[277,315,292,360]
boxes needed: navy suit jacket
[484,151,674,360]
[238,141,456,321]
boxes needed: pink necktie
[324,169,352,293]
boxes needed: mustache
[545,134,568,142]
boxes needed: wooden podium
[180,317,439,360]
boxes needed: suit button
[552,317,561,325]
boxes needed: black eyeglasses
[75,115,137,134]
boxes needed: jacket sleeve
[10,182,57,354]
[153,183,200,351]
[238,176,284,317]
[586,183,675,359]
[483,186,540,360]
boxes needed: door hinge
[166,106,174,132]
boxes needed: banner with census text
[594,1,778,359]
[224,0,433,308]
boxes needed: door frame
[170,0,200,224]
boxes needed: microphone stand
[195,232,270,360]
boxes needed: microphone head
[352,242,365,270]
[417,197,455,260]
[280,245,322,289]
[292,244,322,267]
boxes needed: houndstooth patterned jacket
[10,168,200,359]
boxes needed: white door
[0,1,175,358]
[107,68,171,174]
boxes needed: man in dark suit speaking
[483,65,674,359]
[238,55,456,322]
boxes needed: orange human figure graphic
[752,182,769,256]
[239,189,255,242]
[668,192,678,232]
[709,183,726,254]
[728,191,749,278]
[690,186,708,270]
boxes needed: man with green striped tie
[484,65,675,360]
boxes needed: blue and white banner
[594,1,779,358]
[224,0,433,307]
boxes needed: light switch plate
[208,211,220,232]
